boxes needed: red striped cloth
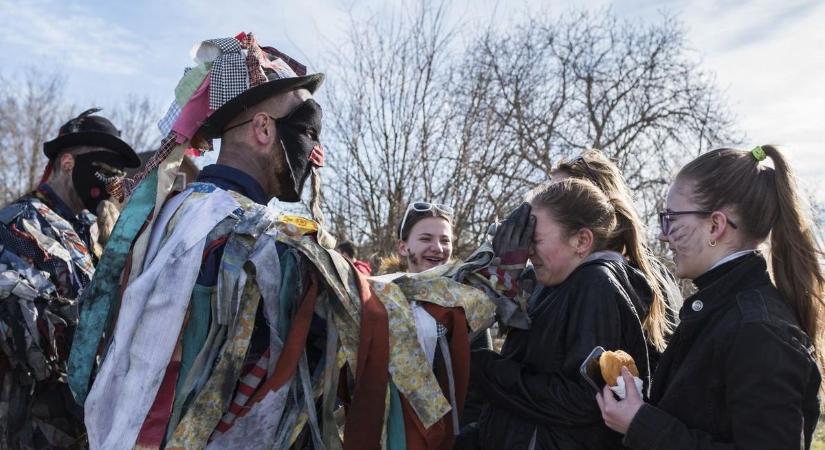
[209,272,319,441]
[213,347,271,434]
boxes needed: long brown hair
[677,145,825,354]
[555,150,674,351]
[529,178,672,351]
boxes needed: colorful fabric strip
[26,198,95,281]
[68,169,159,403]
[175,63,212,107]
[204,37,249,111]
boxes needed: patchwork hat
[156,32,324,144]
[120,32,324,199]
[198,44,324,140]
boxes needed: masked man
[69,33,532,450]
[0,109,139,448]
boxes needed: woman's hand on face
[595,367,644,434]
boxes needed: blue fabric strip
[67,169,159,403]
[388,382,407,450]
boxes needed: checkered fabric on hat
[206,37,249,111]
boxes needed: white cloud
[0,0,145,75]
[676,0,825,183]
[1,0,820,197]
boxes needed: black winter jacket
[472,256,653,450]
[624,252,821,450]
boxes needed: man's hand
[483,203,535,298]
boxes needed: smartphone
[579,346,605,392]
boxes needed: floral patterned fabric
[76,180,508,449]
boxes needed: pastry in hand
[599,350,638,386]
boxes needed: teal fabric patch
[388,382,407,450]
[176,283,212,398]
[68,169,159,403]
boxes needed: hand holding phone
[579,346,606,393]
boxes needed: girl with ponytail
[597,145,823,450]
[470,178,656,450]
[554,150,680,365]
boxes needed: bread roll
[599,350,638,386]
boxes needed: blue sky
[2,0,823,195]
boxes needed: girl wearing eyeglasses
[597,146,823,450]
[553,150,681,370]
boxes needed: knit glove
[481,203,535,298]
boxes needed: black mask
[71,152,126,212]
[276,99,322,202]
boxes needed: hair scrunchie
[751,146,767,162]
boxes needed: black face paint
[276,99,322,202]
[406,249,420,268]
[71,152,126,212]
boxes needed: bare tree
[472,10,740,254]
[322,7,739,265]
[110,94,161,154]
[0,69,159,205]
[0,69,69,203]
[323,4,465,258]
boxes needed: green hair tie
[751,146,767,162]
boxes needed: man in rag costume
[1,109,140,448]
[68,32,534,450]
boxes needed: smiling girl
[396,201,455,272]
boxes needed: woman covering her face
[468,178,667,450]
[598,145,823,449]
[553,149,682,370]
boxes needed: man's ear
[251,113,273,144]
[58,153,75,173]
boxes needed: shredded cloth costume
[1,104,139,449]
[68,33,527,450]
[0,185,97,449]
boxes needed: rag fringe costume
[67,33,528,450]
[1,109,139,449]
[0,186,96,449]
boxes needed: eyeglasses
[658,210,739,236]
[222,114,279,134]
[221,99,321,138]
[398,201,455,240]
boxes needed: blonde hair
[554,151,673,351]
